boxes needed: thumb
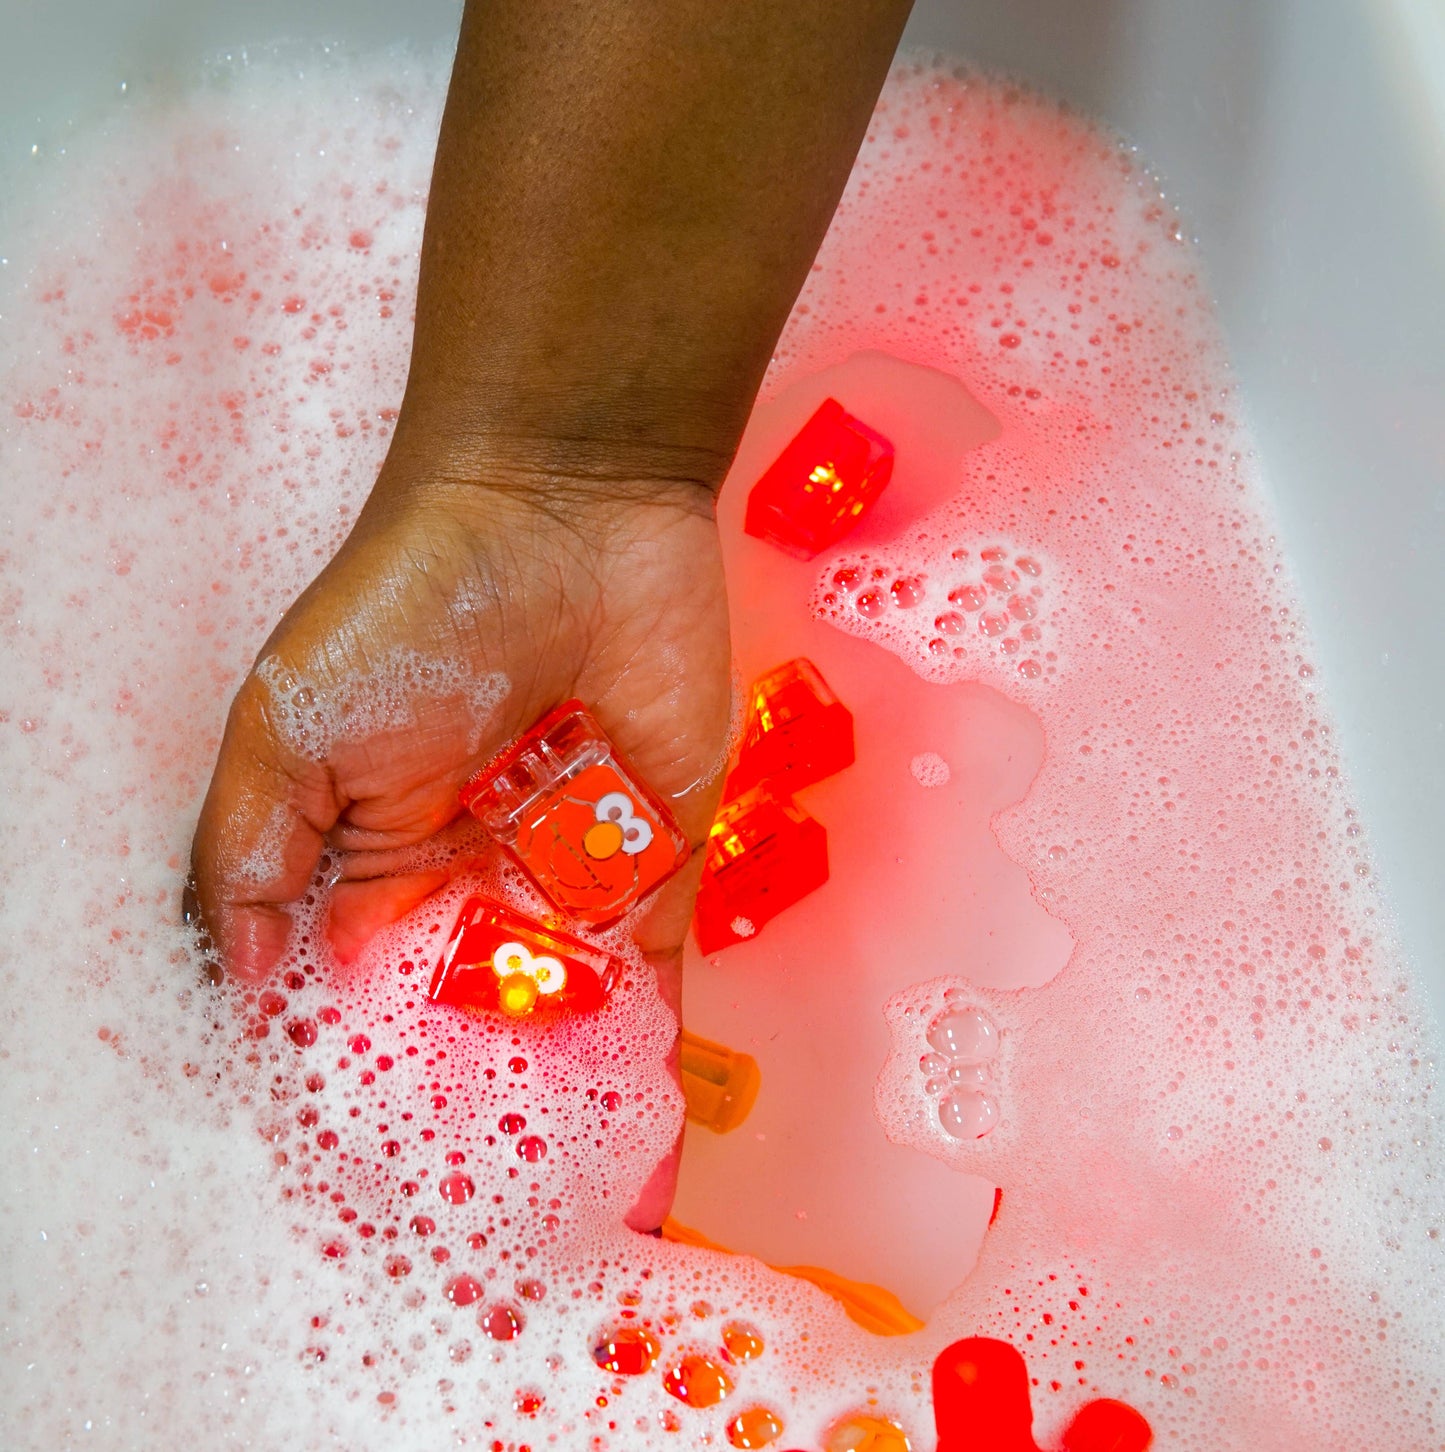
[190,677,344,982]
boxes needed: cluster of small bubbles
[909,751,950,788]
[904,984,1004,1141]
[817,541,1055,691]
[255,649,509,762]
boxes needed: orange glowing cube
[727,656,855,798]
[744,397,894,558]
[679,1029,762,1134]
[460,700,689,927]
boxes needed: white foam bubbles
[817,533,1059,690]
[255,648,509,760]
[909,750,951,788]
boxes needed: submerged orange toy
[744,397,895,558]
[460,700,689,927]
[932,1337,1151,1452]
[428,896,619,1019]
[678,1029,762,1134]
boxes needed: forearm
[394,0,913,490]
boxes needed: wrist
[380,383,736,512]
[366,410,725,542]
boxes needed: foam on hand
[0,45,1440,1452]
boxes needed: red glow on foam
[727,656,855,799]
[932,1338,1151,1452]
[460,700,688,927]
[427,896,617,1019]
[743,397,894,558]
[693,786,828,955]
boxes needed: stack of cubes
[692,657,853,954]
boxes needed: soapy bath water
[1,45,1441,1452]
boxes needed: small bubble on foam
[255,648,509,760]
[909,751,951,788]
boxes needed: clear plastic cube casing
[459,700,690,927]
[429,895,619,1019]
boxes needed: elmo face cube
[460,700,689,927]
[428,895,620,1018]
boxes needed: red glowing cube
[933,1337,1039,1452]
[460,700,689,927]
[693,786,828,955]
[1060,1400,1153,1452]
[744,397,894,558]
[932,1337,1153,1452]
[727,657,854,798]
[428,896,620,1019]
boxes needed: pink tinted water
[0,50,1440,1452]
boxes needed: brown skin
[189,0,914,1227]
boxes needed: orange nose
[583,820,625,859]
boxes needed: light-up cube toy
[428,896,620,1019]
[931,1337,1153,1452]
[460,700,689,928]
[727,656,855,798]
[744,397,894,558]
[693,785,828,955]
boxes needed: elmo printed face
[515,764,681,926]
[428,897,617,1019]
[460,701,690,929]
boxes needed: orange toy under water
[660,1218,923,1337]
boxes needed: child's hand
[187,0,913,1228]
[188,455,731,990]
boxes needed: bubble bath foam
[0,49,1440,1452]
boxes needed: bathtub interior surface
[900,0,1445,1037]
[1,0,1440,1021]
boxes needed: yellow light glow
[497,972,540,1017]
[806,461,841,494]
[823,1413,912,1452]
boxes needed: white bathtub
[5,0,1436,1028]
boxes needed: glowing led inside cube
[460,700,689,927]
[744,397,894,558]
[428,896,619,1019]
[727,656,855,798]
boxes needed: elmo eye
[620,818,654,854]
[595,791,633,825]
[492,942,532,979]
